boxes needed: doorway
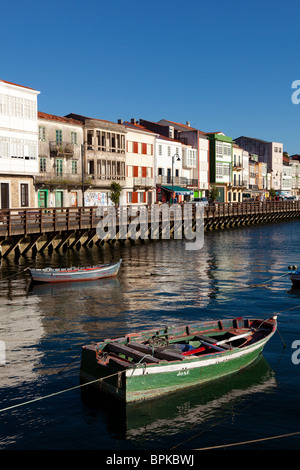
[0,183,9,209]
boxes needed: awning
[161,185,194,195]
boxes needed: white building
[0,79,40,208]
[231,144,249,202]
[155,135,195,202]
[281,164,292,195]
[290,158,300,197]
[234,136,283,192]
[158,119,209,197]
[120,120,156,205]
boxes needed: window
[0,94,9,115]
[138,192,144,203]
[158,145,162,156]
[168,146,171,156]
[20,183,29,207]
[71,132,77,145]
[72,160,78,174]
[216,162,223,178]
[223,163,230,176]
[0,140,9,158]
[56,130,62,144]
[39,157,47,172]
[56,159,63,176]
[39,126,46,141]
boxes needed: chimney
[131,118,136,124]
[186,121,190,126]
[118,119,123,124]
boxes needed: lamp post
[171,153,180,203]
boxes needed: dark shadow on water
[80,355,276,444]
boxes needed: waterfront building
[206,132,233,202]
[66,114,126,206]
[157,119,209,197]
[290,155,300,197]
[234,136,283,193]
[118,119,156,205]
[255,161,268,196]
[37,112,84,208]
[231,144,249,202]
[0,79,40,209]
[138,119,196,202]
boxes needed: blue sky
[2,0,300,154]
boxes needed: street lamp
[171,153,181,203]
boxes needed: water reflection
[80,356,276,447]
[0,220,300,449]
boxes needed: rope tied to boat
[0,267,30,283]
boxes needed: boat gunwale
[30,259,122,274]
[91,317,277,371]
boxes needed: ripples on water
[1,220,300,449]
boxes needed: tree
[208,185,218,202]
[269,188,276,199]
[109,181,122,206]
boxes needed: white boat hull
[29,260,122,283]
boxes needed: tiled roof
[38,111,83,126]
[123,121,157,134]
[159,119,207,134]
[0,79,37,91]
[65,113,119,126]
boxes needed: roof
[38,111,83,126]
[0,79,38,92]
[122,121,158,135]
[157,134,191,146]
[235,135,270,144]
[158,119,207,135]
[65,113,120,126]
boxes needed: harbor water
[1,219,300,450]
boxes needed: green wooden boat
[80,316,277,403]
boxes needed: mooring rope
[0,267,29,283]
[0,370,123,414]
[194,430,300,450]
[248,271,289,287]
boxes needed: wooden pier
[0,201,300,258]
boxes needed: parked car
[190,197,209,206]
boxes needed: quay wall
[0,201,300,258]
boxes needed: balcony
[88,174,126,186]
[34,173,91,188]
[49,141,75,158]
[231,180,247,189]
[156,175,198,187]
[133,177,154,189]
[232,164,242,171]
